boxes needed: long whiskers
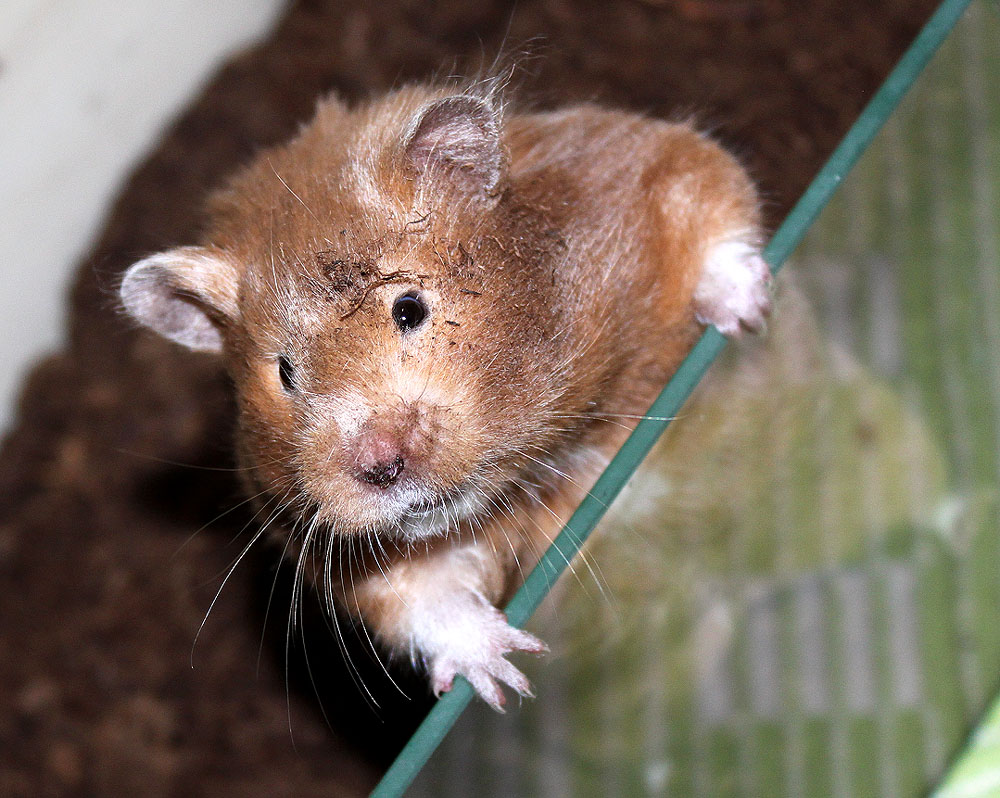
[191,480,297,665]
[485,463,610,604]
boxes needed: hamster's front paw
[694,238,772,337]
[420,594,548,711]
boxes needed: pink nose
[357,455,404,488]
[353,432,406,489]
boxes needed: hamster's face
[120,86,590,541]
[226,218,566,540]
[120,86,593,540]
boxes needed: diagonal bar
[370,1,973,794]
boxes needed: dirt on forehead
[0,1,941,795]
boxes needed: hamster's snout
[353,432,406,489]
[346,402,439,493]
[296,383,481,537]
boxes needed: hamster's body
[121,83,770,708]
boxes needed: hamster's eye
[392,293,427,332]
[277,355,296,392]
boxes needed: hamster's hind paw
[427,603,548,712]
[694,238,773,337]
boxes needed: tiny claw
[464,667,507,711]
[431,672,454,697]
[503,668,535,698]
[517,635,549,656]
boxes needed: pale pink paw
[425,602,548,712]
[694,238,773,337]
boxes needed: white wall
[0,0,285,432]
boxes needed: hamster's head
[121,87,588,541]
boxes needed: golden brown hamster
[120,82,770,709]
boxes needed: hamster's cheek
[233,370,302,467]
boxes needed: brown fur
[119,82,764,706]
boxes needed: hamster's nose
[357,455,404,489]
[353,431,406,489]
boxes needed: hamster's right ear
[120,246,239,353]
[403,95,507,199]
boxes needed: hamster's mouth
[405,482,468,515]
[406,494,451,513]
[390,484,482,540]
[297,481,480,541]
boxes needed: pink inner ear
[405,96,504,195]
[120,248,237,354]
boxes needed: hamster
[119,82,771,710]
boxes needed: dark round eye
[277,355,296,392]
[392,293,427,331]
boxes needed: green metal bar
[370,1,973,794]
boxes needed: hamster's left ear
[403,94,507,200]
[120,246,239,353]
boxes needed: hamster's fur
[120,82,770,709]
